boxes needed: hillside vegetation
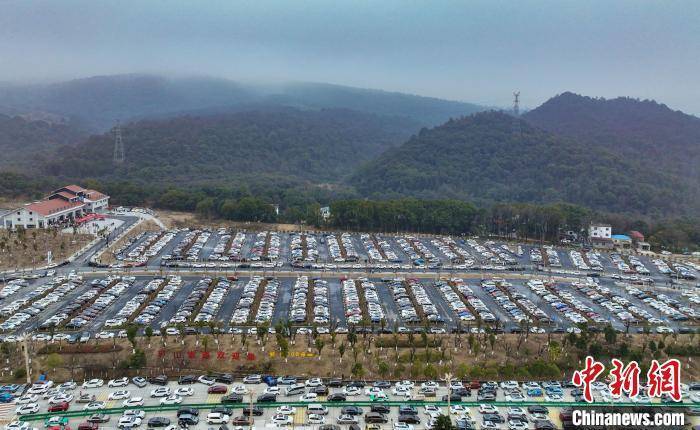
[44,107,418,186]
[352,111,697,216]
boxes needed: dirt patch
[0,229,92,271]
[37,343,125,354]
[155,210,316,232]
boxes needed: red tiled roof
[84,189,109,201]
[26,200,84,217]
[50,191,78,201]
[62,185,86,194]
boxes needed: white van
[284,383,306,396]
[306,404,328,415]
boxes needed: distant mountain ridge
[0,74,485,131]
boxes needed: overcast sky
[1,0,698,113]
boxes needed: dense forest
[44,107,418,185]
[0,114,85,169]
[524,92,700,192]
[352,111,697,216]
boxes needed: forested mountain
[0,113,85,169]
[523,92,700,183]
[44,107,418,187]
[0,75,484,132]
[351,111,698,216]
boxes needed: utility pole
[22,336,31,384]
[512,91,522,137]
[113,121,125,165]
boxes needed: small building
[0,184,109,229]
[590,237,614,250]
[629,230,645,242]
[589,222,612,240]
[637,241,651,252]
[319,206,331,221]
[612,234,633,250]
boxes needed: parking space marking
[293,406,306,425]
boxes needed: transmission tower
[113,122,125,164]
[512,91,522,136]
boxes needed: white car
[108,377,129,387]
[82,379,104,389]
[4,421,32,430]
[118,416,142,429]
[58,381,77,391]
[508,421,528,430]
[305,378,323,387]
[108,390,131,400]
[150,387,171,398]
[479,404,497,414]
[206,412,230,424]
[424,405,443,418]
[15,395,38,405]
[159,394,182,405]
[123,397,144,407]
[308,414,325,424]
[393,423,414,430]
[300,392,318,402]
[15,404,39,415]
[231,385,248,395]
[175,387,194,396]
[198,375,216,385]
[271,414,292,426]
[343,386,362,396]
[84,401,106,411]
[276,406,296,415]
[336,415,359,424]
[48,394,73,404]
[450,405,468,415]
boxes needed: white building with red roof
[1,184,109,229]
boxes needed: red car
[469,381,481,389]
[208,385,227,394]
[78,423,98,430]
[48,401,70,412]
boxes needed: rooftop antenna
[113,121,125,164]
[512,91,522,137]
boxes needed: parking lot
[7,375,699,429]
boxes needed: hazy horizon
[1,0,698,114]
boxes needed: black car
[214,373,234,384]
[87,414,110,423]
[370,405,390,414]
[456,418,475,430]
[398,406,418,415]
[347,381,365,388]
[211,406,233,415]
[398,415,420,424]
[221,394,243,404]
[256,393,277,403]
[482,413,504,423]
[528,406,549,414]
[326,378,343,387]
[148,375,168,386]
[442,393,462,402]
[319,425,341,430]
[327,393,346,402]
[178,375,196,385]
[341,406,363,416]
[232,416,251,425]
[178,414,199,426]
[535,420,556,430]
[364,413,388,424]
[147,417,171,427]
[454,387,471,396]
[177,407,200,417]
[372,381,391,389]
[311,385,329,395]
[242,406,264,416]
